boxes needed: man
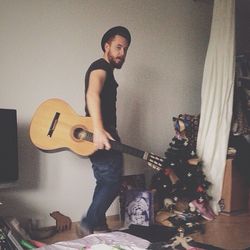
[79,26,131,236]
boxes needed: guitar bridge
[47,112,60,137]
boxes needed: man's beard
[108,53,125,69]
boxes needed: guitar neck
[85,130,146,159]
[110,140,146,159]
[85,131,164,171]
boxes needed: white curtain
[196,0,235,213]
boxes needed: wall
[0,0,213,226]
[236,0,250,54]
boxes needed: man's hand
[93,129,114,150]
[50,211,72,232]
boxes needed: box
[124,190,154,227]
[119,174,146,221]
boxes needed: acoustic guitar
[29,98,166,171]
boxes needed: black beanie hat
[101,26,131,52]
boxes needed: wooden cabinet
[221,159,249,215]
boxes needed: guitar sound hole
[73,127,87,141]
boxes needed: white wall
[0,0,213,226]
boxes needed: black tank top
[85,58,118,132]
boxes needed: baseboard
[220,209,248,216]
[107,214,120,221]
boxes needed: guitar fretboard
[84,130,146,159]
[110,140,145,159]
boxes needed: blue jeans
[81,149,123,230]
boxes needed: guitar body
[30,98,96,156]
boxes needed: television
[0,109,18,187]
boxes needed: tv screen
[0,109,18,184]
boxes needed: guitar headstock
[145,153,165,171]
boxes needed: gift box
[124,189,154,227]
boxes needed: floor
[42,212,250,250]
[191,212,250,250]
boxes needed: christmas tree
[151,114,215,221]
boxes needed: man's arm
[86,69,114,150]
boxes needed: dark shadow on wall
[0,123,41,219]
[0,194,37,219]
[15,122,41,190]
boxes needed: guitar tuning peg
[147,162,161,171]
